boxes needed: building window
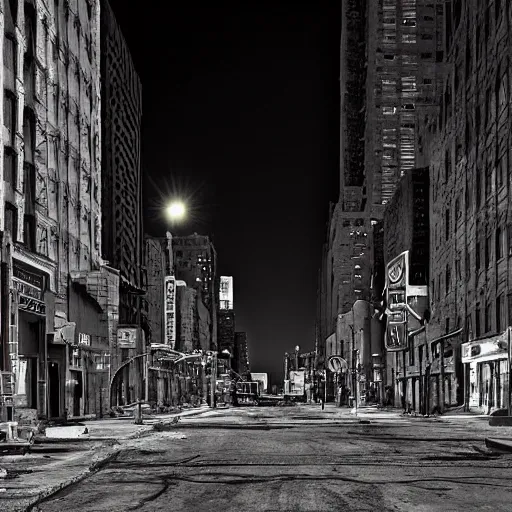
[445,318,450,334]
[23,214,36,251]
[485,88,492,125]
[69,348,82,369]
[445,264,451,293]
[497,152,507,189]
[4,203,17,240]
[476,170,482,206]
[445,209,450,240]
[408,336,415,366]
[436,51,444,63]
[465,181,471,211]
[496,226,504,260]
[465,250,471,280]
[475,306,481,337]
[485,303,492,334]
[3,35,16,92]
[485,165,492,198]
[3,90,16,146]
[444,149,451,181]
[497,294,504,332]
[485,234,491,268]
[476,241,481,271]
[455,196,461,218]
[94,352,111,370]
[3,147,16,185]
[455,257,461,280]
[466,315,473,340]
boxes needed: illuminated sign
[164,275,176,348]
[219,276,233,310]
[384,251,428,351]
[117,327,138,349]
[13,260,46,316]
[78,333,91,346]
[461,328,511,363]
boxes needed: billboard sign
[164,275,176,348]
[219,276,233,310]
[385,251,428,351]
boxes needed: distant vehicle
[284,370,306,402]
[235,381,260,406]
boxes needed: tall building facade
[428,0,512,413]
[0,0,120,421]
[172,233,218,351]
[100,0,143,321]
[233,331,249,376]
[100,0,145,407]
[383,167,429,410]
[317,0,444,402]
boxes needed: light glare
[167,201,186,220]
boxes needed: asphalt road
[33,406,512,511]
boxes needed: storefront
[461,329,510,414]
[11,258,53,419]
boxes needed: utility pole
[210,352,217,408]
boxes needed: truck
[284,369,306,402]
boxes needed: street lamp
[166,200,186,222]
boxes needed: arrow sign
[327,356,348,373]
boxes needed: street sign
[327,356,348,373]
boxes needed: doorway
[48,362,60,418]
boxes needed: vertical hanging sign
[385,251,408,351]
[164,275,176,349]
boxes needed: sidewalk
[0,405,211,512]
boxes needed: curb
[484,437,512,453]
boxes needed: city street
[26,405,512,512]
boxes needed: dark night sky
[108,1,341,380]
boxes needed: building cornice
[13,243,57,292]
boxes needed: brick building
[428,0,512,413]
[0,0,120,421]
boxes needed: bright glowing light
[166,201,186,221]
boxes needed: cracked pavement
[24,405,512,511]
